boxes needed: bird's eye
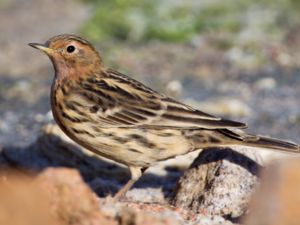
[66,45,76,53]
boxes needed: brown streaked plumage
[29,34,300,199]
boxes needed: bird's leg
[113,166,148,200]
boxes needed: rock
[277,52,292,67]
[37,168,117,225]
[225,47,261,70]
[99,200,191,225]
[193,214,236,225]
[171,147,262,219]
[0,170,61,225]
[254,77,277,91]
[117,207,182,225]
[0,168,117,225]
[166,80,183,98]
[244,158,300,225]
[112,201,236,225]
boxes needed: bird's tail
[218,129,300,153]
[241,135,300,153]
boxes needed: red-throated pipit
[29,34,300,199]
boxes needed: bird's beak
[28,43,54,55]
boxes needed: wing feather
[75,69,247,129]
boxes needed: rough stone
[117,207,182,225]
[171,147,262,219]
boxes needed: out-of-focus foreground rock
[0,171,60,225]
[244,159,300,225]
[0,169,115,225]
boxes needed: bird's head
[29,34,103,78]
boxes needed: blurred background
[0,0,300,147]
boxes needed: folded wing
[76,69,247,129]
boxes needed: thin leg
[113,166,148,200]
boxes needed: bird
[29,34,300,199]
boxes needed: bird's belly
[83,127,192,167]
[56,119,193,167]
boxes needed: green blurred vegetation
[0,0,7,7]
[80,0,300,44]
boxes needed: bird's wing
[76,69,247,129]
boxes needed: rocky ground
[0,123,299,225]
[1,1,300,225]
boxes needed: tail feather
[243,135,300,153]
[218,129,300,153]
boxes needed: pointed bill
[28,43,54,55]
